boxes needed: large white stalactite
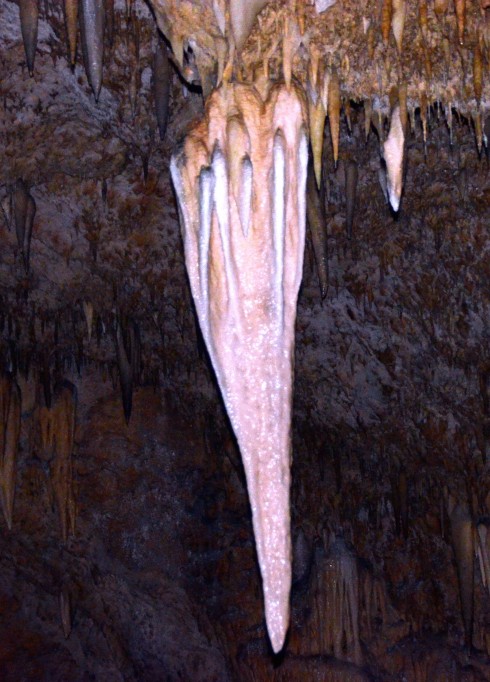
[171,81,308,652]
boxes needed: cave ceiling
[0,0,490,679]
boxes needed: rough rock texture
[0,0,490,680]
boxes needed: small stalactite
[306,537,362,665]
[19,0,39,76]
[40,380,77,541]
[448,496,474,648]
[59,584,71,638]
[80,0,104,101]
[63,0,78,69]
[153,34,171,142]
[306,158,329,299]
[115,316,141,425]
[0,374,21,531]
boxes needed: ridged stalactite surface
[171,81,308,652]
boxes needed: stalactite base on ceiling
[171,80,308,652]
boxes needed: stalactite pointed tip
[268,618,288,654]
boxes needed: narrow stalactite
[115,316,140,425]
[306,160,329,298]
[40,380,77,541]
[63,0,79,69]
[344,159,358,241]
[153,35,171,142]
[59,584,72,638]
[19,0,39,76]
[0,374,21,531]
[449,499,474,648]
[383,105,405,212]
[79,0,105,101]
[171,81,308,653]
[307,537,362,665]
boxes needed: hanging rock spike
[82,301,93,341]
[64,0,78,68]
[13,179,29,255]
[383,105,405,212]
[345,159,358,240]
[308,78,326,189]
[0,375,21,531]
[473,42,482,105]
[449,501,474,648]
[418,0,428,42]
[19,0,39,76]
[23,192,36,272]
[392,0,406,53]
[382,0,393,46]
[455,0,466,45]
[229,0,269,53]
[306,160,329,298]
[328,69,340,167]
[171,82,308,653]
[153,35,171,141]
[80,0,105,101]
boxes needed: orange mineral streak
[171,82,308,653]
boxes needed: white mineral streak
[170,82,308,653]
[315,0,337,13]
[383,105,405,212]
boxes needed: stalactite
[128,19,140,121]
[391,465,409,538]
[309,537,362,665]
[12,179,36,273]
[345,160,358,241]
[82,301,93,341]
[80,0,104,101]
[105,0,114,48]
[171,81,308,653]
[59,585,71,638]
[292,527,312,585]
[449,499,474,648]
[153,35,171,142]
[455,0,466,45]
[13,179,28,253]
[308,60,327,189]
[473,43,482,105]
[229,0,269,53]
[64,0,78,69]
[19,0,39,76]
[418,0,428,43]
[47,381,77,542]
[0,374,21,531]
[392,0,406,54]
[115,317,140,425]
[434,0,449,17]
[306,160,329,298]
[382,0,393,46]
[476,519,490,598]
[383,105,405,212]
[361,568,389,638]
[328,69,340,168]
[23,192,35,272]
